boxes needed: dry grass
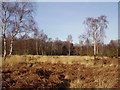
[2,55,89,66]
[70,65,118,88]
[2,55,111,67]
[2,55,118,88]
[2,55,26,66]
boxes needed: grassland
[3,55,109,66]
[2,55,119,88]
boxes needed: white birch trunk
[3,36,6,59]
[9,39,13,56]
[8,3,24,56]
[3,10,7,59]
[93,31,97,59]
[68,43,71,56]
[97,45,99,55]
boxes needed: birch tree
[33,28,40,55]
[84,15,108,59]
[2,2,14,59]
[67,35,73,56]
[39,30,48,55]
[78,35,85,56]
[5,2,36,56]
[85,38,90,55]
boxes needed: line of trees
[3,31,119,58]
[1,2,119,59]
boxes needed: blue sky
[34,2,118,44]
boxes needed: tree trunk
[3,36,6,59]
[9,39,13,56]
[93,32,97,59]
[42,49,44,55]
[87,46,88,56]
[3,11,7,60]
[68,43,71,56]
[35,39,38,55]
[97,45,99,55]
[51,43,53,55]
[94,41,96,59]
[117,47,118,58]
[25,40,28,55]
[69,48,70,56]
[101,44,104,58]
[81,46,82,56]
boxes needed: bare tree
[78,35,85,56]
[2,2,15,59]
[33,28,40,55]
[5,2,36,56]
[67,35,73,56]
[47,38,52,55]
[19,33,30,55]
[2,2,14,59]
[39,30,48,55]
[85,38,90,55]
[84,15,108,59]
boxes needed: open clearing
[2,55,119,88]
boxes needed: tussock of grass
[2,55,26,66]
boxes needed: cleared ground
[2,55,119,88]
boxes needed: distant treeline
[3,36,119,58]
